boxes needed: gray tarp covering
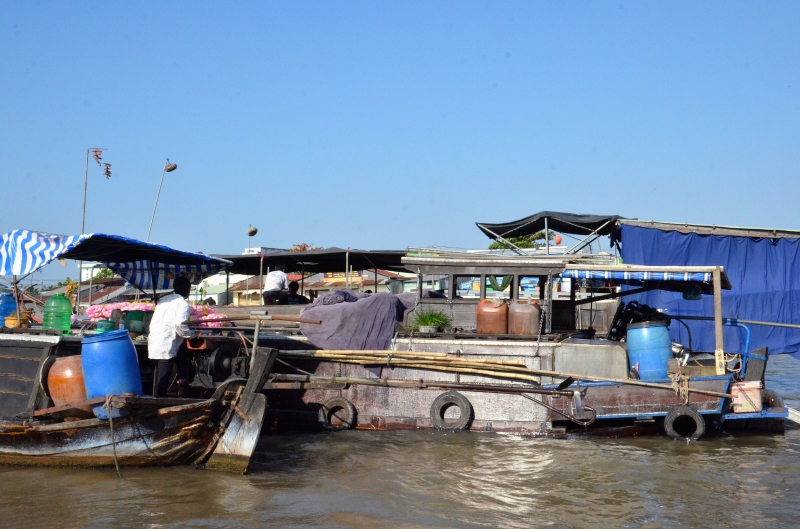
[299,291,416,350]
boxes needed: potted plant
[414,310,451,333]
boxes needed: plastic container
[47,355,90,409]
[43,293,73,335]
[508,299,541,335]
[476,299,508,334]
[626,321,673,379]
[125,310,145,335]
[96,320,116,334]
[81,330,143,419]
[5,313,29,328]
[0,293,17,321]
[732,380,763,413]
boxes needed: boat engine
[190,343,248,389]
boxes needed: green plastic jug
[43,293,73,335]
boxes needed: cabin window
[454,276,481,298]
[486,275,512,299]
[517,276,540,300]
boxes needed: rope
[235,331,252,356]
[670,374,690,405]
[103,396,122,478]
[533,278,548,357]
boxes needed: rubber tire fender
[318,397,357,432]
[664,406,705,441]
[430,391,474,431]
[761,389,784,409]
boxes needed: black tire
[430,391,474,431]
[318,397,357,432]
[664,407,706,441]
[761,389,784,409]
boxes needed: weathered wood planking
[0,339,54,420]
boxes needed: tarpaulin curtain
[619,225,800,357]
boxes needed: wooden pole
[278,350,733,398]
[713,267,725,375]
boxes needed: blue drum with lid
[626,321,673,380]
[0,293,17,321]
[81,329,143,419]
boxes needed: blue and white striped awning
[561,269,712,283]
[0,229,231,291]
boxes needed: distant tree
[488,231,554,250]
[94,268,114,279]
[289,243,323,253]
[56,277,74,287]
[54,277,78,298]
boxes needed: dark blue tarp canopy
[618,225,800,356]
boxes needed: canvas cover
[0,229,231,291]
[477,211,624,239]
[619,225,800,356]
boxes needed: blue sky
[1,2,798,282]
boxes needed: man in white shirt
[148,276,200,397]
[262,265,289,305]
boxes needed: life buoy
[664,406,705,441]
[430,391,474,431]
[318,397,357,431]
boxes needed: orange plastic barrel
[47,355,88,407]
[508,299,541,335]
[476,299,508,334]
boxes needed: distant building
[241,247,286,255]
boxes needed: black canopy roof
[476,211,626,239]
[213,247,408,276]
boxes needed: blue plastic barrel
[0,293,17,321]
[81,329,143,419]
[626,321,673,380]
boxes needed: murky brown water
[2,355,800,529]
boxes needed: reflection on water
[1,357,800,529]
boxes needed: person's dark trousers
[262,289,287,305]
[154,348,188,397]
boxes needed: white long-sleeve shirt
[147,293,193,360]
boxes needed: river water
[2,355,799,529]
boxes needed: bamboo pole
[280,351,528,368]
[284,350,527,366]
[277,350,733,399]
[284,355,531,374]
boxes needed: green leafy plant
[488,231,554,250]
[414,310,451,330]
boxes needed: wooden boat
[0,331,276,472]
[228,253,789,441]
[0,229,277,472]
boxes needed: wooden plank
[205,348,276,474]
[713,268,725,375]
[109,396,204,408]
[33,397,106,417]
[33,396,205,417]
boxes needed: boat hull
[261,336,785,437]
[0,400,222,468]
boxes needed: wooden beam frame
[713,267,725,375]
[573,284,660,306]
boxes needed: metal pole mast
[147,159,171,241]
[77,148,105,315]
